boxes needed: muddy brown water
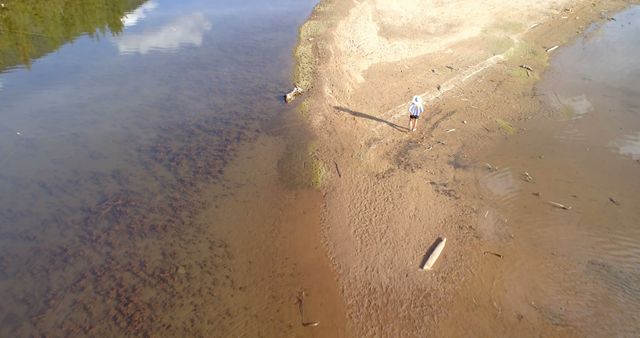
[466,6,640,337]
[0,0,346,336]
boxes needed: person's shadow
[333,106,409,132]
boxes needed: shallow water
[474,6,640,336]
[0,0,344,336]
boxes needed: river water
[0,0,347,336]
[470,6,640,336]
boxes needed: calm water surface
[0,0,323,336]
[474,6,640,336]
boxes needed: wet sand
[463,10,640,335]
[189,121,348,336]
[295,0,638,335]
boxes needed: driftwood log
[285,86,303,103]
[421,237,446,270]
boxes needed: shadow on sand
[333,106,408,132]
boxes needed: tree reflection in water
[0,0,146,71]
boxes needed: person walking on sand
[408,95,424,132]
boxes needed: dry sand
[295,0,636,336]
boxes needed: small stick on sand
[520,64,534,77]
[546,45,559,52]
[483,251,503,258]
[521,172,534,182]
[609,197,620,206]
[484,163,498,172]
[548,201,571,210]
[333,161,342,178]
[297,290,319,327]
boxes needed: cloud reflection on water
[115,13,212,54]
[121,1,158,27]
[612,132,640,160]
[560,94,593,119]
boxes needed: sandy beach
[294,0,637,335]
[2,0,637,336]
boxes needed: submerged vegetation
[278,140,328,190]
[0,0,145,71]
[309,155,328,189]
[495,118,516,135]
[483,20,522,55]
[487,35,515,55]
[507,41,549,65]
[294,1,336,91]
[561,104,576,118]
[289,1,340,188]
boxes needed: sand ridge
[297,0,635,335]
[332,0,566,91]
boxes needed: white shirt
[409,103,424,116]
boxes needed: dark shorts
[409,115,420,119]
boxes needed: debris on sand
[548,201,571,210]
[297,290,320,327]
[521,172,534,182]
[285,86,303,103]
[546,45,559,52]
[495,118,516,135]
[520,64,534,77]
[483,251,503,258]
[421,237,446,270]
[484,163,498,172]
[609,197,620,206]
